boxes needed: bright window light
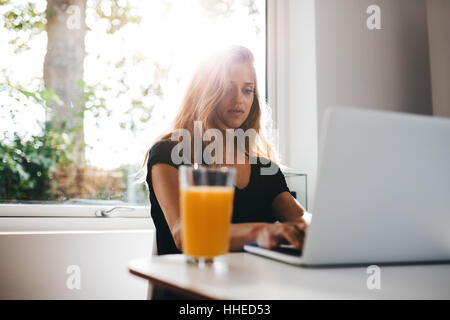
[0,0,266,204]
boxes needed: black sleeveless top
[146,139,290,255]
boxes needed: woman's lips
[228,109,244,115]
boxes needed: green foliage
[89,0,141,34]
[78,80,109,118]
[1,0,142,53]
[18,87,63,107]
[0,0,46,53]
[0,125,67,201]
[0,74,76,201]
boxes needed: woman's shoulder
[248,156,283,178]
[249,156,281,169]
[147,139,179,169]
[149,139,178,155]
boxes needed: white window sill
[0,203,150,218]
[0,204,154,233]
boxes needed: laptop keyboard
[272,244,302,256]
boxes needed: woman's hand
[254,221,308,250]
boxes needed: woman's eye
[244,89,254,95]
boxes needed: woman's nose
[233,88,245,104]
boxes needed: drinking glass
[179,165,236,265]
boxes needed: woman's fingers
[272,224,305,249]
[256,223,307,250]
[281,224,305,249]
[256,227,278,249]
[290,221,308,232]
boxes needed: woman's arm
[229,192,311,250]
[272,191,306,223]
[151,164,308,252]
[151,164,183,250]
[151,163,266,251]
[269,192,310,249]
[228,223,267,251]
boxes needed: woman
[143,46,308,257]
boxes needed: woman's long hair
[139,46,277,180]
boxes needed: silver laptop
[244,107,450,266]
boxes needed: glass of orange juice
[179,165,236,265]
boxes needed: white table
[128,253,450,299]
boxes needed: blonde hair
[140,46,277,179]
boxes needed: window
[0,0,267,208]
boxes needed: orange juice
[180,186,234,258]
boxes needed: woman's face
[216,62,255,129]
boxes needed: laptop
[244,106,450,266]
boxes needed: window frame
[266,0,318,211]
